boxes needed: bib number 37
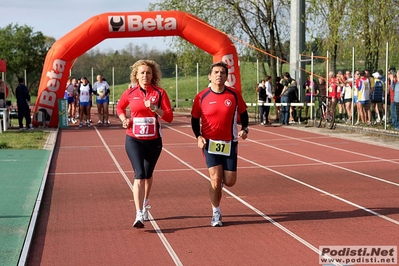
[208,139,232,156]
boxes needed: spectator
[336,70,346,122]
[274,77,284,123]
[66,77,77,124]
[15,78,32,130]
[281,72,296,122]
[389,70,399,130]
[280,80,298,125]
[303,74,315,118]
[328,71,338,116]
[256,79,267,125]
[73,78,80,120]
[264,76,273,125]
[78,77,93,128]
[93,74,110,127]
[343,71,354,123]
[0,77,5,108]
[371,72,384,124]
[356,71,371,126]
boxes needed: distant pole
[112,67,115,103]
[385,42,389,130]
[290,0,306,89]
[175,64,178,108]
[197,63,199,94]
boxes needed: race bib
[132,117,156,137]
[208,139,231,156]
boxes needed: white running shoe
[143,205,151,221]
[211,211,223,227]
[133,213,145,228]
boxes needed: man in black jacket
[280,80,298,125]
[16,78,32,130]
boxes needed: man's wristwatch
[242,127,249,134]
[151,105,158,112]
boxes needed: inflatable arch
[33,10,241,127]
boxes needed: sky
[0,0,170,52]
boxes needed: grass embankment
[0,130,49,149]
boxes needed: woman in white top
[264,76,273,124]
[93,75,110,126]
[78,77,93,127]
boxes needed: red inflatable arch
[33,10,241,127]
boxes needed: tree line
[2,0,399,96]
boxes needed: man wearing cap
[370,71,384,124]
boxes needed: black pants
[125,135,162,179]
[17,103,31,128]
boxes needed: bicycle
[316,96,335,129]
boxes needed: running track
[27,113,399,266]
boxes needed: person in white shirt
[78,77,93,127]
[93,75,110,126]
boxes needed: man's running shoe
[211,211,223,227]
[97,120,103,126]
[143,205,151,221]
[79,122,83,128]
[133,213,145,228]
[87,122,92,127]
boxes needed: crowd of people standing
[256,68,398,129]
[64,75,111,128]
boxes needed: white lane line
[246,137,399,187]
[165,125,399,226]
[161,146,340,265]
[94,127,183,266]
[254,127,399,165]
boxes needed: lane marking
[94,127,183,266]
[160,146,339,265]
[254,127,399,165]
[165,124,399,227]
[245,137,399,187]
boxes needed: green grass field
[0,130,49,149]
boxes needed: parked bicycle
[316,96,335,129]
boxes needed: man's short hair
[208,61,228,75]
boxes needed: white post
[310,52,314,120]
[385,42,389,130]
[175,64,178,108]
[112,67,115,104]
[351,47,355,125]
[196,63,199,94]
[256,58,259,84]
[326,51,329,97]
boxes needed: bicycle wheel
[326,106,335,129]
[316,106,324,128]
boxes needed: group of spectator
[256,67,399,130]
[65,75,111,128]
[256,72,298,125]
